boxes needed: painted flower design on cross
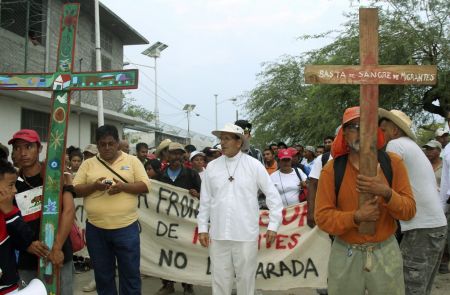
[44,199,57,214]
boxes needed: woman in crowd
[270,149,307,207]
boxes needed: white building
[0,0,215,157]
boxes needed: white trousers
[209,239,258,295]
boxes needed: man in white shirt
[379,109,447,295]
[197,123,283,295]
[439,121,450,274]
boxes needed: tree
[119,96,154,122]
[244,0,449,147]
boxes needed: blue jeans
[86,221,141,295]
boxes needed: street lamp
[214,95,237,129]
[183,104,196,140]
[142,41,168,129]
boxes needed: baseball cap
[342,106,360,125]
[168,142,185,152]
[287,147,298,156]
[189,151,206,161]
[278,149,292,160]
[234,120,252,132]
[423,140,442,150]
[435,128,449,137]
[305,146,315,153]
[83,144,98,155]
[8,129,41,145]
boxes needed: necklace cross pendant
[228,176,234,182]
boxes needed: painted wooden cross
[0,3,138,294]
[304,8,437,235]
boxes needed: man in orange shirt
[315,106,416,295]
[263,148,278,175]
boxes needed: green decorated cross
[0,3,138,294]
[304,8,437,235]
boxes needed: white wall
[0,94,124,161]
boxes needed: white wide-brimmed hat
[378,108,416,141]
[212,123,249,151]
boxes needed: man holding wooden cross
[315,106,416,294]
[306,7,439,294]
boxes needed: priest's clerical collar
[225,150,242,160]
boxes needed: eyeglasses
[344,123,360,131]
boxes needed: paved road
[74,269,450,295]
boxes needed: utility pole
[214,94,218,130]
[94,0,104,126]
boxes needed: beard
[348,140,360,152]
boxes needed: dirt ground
[74,270,450,295]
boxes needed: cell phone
[102,179,113,185]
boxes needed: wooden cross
[0,4,139,294]
[304,8,437,235]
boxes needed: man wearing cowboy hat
[155,139,172,171]
[156,142,201,295]
[379,108,447,295]
[197,123,282,295]
[315,106,416,295]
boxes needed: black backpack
[333,150,393,204]
[321,152,331,168]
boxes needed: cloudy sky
[101,0,371,136]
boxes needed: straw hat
[155,139,172,156]
[378,108,416,141]
[83,144,98,155]
[212,123,249,151]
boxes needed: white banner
[73,180,331,289]
[138,180,331,290]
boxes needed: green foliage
[120,97,154,122]
[415,122,441,146]
[245,0,449,148]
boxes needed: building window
[21,108,50,141]
[0,0,46,45]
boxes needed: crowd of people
[0,109,449,295]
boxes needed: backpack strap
[333,150,393,206]
[333,154,348,204]
[321,152,330,167]
[293,167,303,181]
[377,150,393,187]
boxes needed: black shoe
[183,284,195,295]
[439,264,450,274]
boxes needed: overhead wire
[124,56,217,125]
